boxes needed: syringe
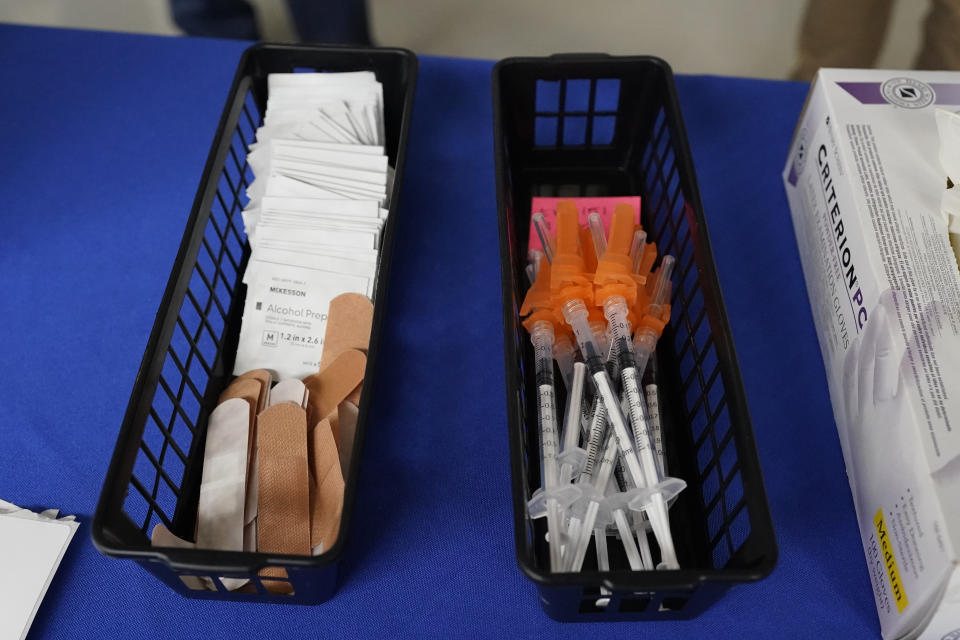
[607,296,683,569]
[605,333,654,568]
[554,212,594,504]
[627,382,666,560]
[593,206,683,569]
[520,247,581,570]
[528,320,569,570]
[560,319,614,570]
[615,255,681,568]
[595,220,662,570]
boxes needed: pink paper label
[528,196,642,254]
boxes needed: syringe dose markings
[621,368,652,454]
[592,371,645,485]
[538,385,560,464]
[581,401,607,479]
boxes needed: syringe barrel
[603,296,637,371]
[579,398,607,483]
[531,320,560,489]
[603,297,661,488]
[645,383,666,476]
[530,320,555,386]
[621,365,662,488]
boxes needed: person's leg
[791,0,896,81]
[285,0,371,44]
[170,0,260,40]
[915,0,960,70]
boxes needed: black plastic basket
[91,43,417,603]
[493,54,777,621]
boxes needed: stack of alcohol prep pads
[235,72,389,379]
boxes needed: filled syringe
[594,205,684,569]
[519,239,581,571]
[630,255,672,476]
[529,320,565,570]
[630,228,665,474]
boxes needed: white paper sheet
[0,500,78,640]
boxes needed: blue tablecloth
[0,23,879,638]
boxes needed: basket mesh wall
[123,90,258,546]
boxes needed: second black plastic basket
[493,54,777,621]
[92,43,417,604]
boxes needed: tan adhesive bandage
[308,418,344,554]
[235,369,272,412]
[303,349,366,425]
[319,293,374,369]
[228,370,272,551]
[257,403,311,554]
[256,403,311,592]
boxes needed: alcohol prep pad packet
[234,264,370,379]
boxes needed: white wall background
[0,0,931,78]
